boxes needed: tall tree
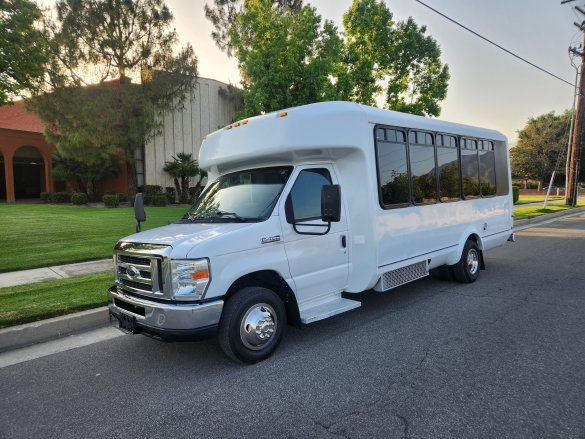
[208,0,449,118]
[342,0,449,116]
[0,0,48,105]
[29,0,198,195]
[204,0,302,55]
[229,0,343,115]
[510,110,572,189]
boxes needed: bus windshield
[183,166,293,222]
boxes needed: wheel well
[224,271,301,328]
[467,233,483,250]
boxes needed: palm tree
[163,153,207,203]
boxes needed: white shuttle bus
[109,101,514,363]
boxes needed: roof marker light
[242,119,248,125]
[225,125,232,130]
[234,122,240,127]
[278,111,287,118]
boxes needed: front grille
[119,254,150,266]
[114,243,170,298]
[118,266,151,279]
[120,278,153,291]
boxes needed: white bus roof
[199,101,507,172]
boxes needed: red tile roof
[0,100,46,133]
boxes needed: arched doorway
[0,152,5,201]
[13,146,45,200]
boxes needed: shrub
[103,194,119,208]
[152,194,168,207]
[512,186,520,204]
[40,192,52,203]
[142,194,153,206]
[52,192,71,203]
[116,193,129,203]
[142,185,163,195]
[71,192,89,205]
[165,186,176,203]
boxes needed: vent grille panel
[380,261,428,291]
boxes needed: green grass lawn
[0,272,113,328]
[0,204,189,273]
[514,202,585,221]
[516,194,564,205]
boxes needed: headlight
[171,258,210,301]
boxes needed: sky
[166,0,582,145]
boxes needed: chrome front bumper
[108,286,224,341]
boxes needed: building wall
[144,77,239,189]
[0,129,55,202]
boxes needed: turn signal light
[192,271,209,280]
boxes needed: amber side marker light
[192,271,209,281]
[278,111,288,117]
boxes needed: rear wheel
[218,287,286,363]
[452,240,480,283]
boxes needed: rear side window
[289,169,332,220]
[461,138,480,198]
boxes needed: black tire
[452,240,480,283]
[218,287,286,363]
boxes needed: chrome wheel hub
[467,249,479,275]
[240,303,277,350]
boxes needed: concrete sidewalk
[0,259,112,289]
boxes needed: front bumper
[108,286,223,341]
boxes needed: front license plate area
[117,312,138,333]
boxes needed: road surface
[1,213,585,438]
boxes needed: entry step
[300,297,361,324]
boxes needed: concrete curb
[0,307,110,353]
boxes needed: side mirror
[134,193,146,233]
[321,184,341,222]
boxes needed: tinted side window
[290,169,332,220]
[461,138,480,198]
[437,135,460,201]
[409,130,437,204]
[377,129,410,206]
[479,141,497,196]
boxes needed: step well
[299,297,361,324]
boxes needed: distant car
[542,186,563,192]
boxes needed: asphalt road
[2,213,585,439]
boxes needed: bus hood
[117,220,276,259]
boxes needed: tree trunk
[126,161,137,196]
[173,177,181,203]
[181,176,190,204]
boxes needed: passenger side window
[290,169,332,220]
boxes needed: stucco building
[0,78,240,202]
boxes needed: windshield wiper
[216,211,246,221]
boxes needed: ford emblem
[126,266,140,279]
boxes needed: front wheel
[218,287,286,363]
[452,240,481,283]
